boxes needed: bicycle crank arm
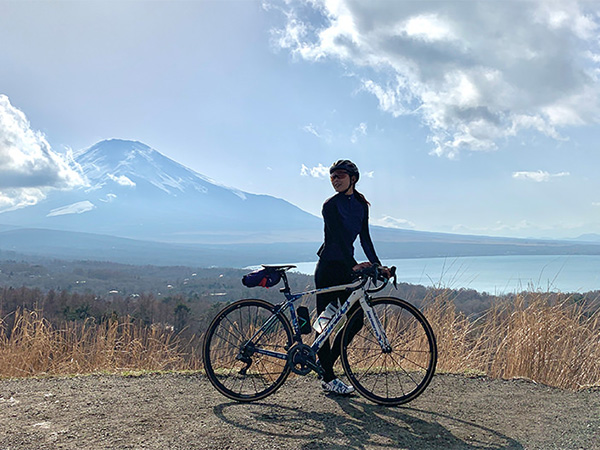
[305,358,324,378]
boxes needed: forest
[2,257,599,335]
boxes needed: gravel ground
[0,373,598,450]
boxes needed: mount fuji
[0,139,321,244]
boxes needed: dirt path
[0,373,598,449]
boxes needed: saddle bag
[242,268,282,288]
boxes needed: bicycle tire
[340,297,437,406]
[203,298,293,402]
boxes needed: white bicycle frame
[249,277,393,362]
[308,280,392,353]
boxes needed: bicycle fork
[360,296,392,353]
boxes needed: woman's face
[330,170,354,194]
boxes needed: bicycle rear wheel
[340,297,437,406]
[203,299,293,402]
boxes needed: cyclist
[316,159,387,395]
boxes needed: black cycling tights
[315,260,364,383]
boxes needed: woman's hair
[353,189,370,206]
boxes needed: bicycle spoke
[386,351,423,387]
[222,315,246,342]
[354,331,381,348]
[390,357,408,397]
[390,348,432,372]
[366,354,386,394]
[209,348,239,368]
[255,359,276,386]
[384,355,390,399]
[355,350,385,383]
[213,328,244,350]
[345,346,383,368]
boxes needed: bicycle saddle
[261,264,297,272]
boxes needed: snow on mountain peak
[107,173,136,187]
[76,139,216,196]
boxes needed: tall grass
[425,291,600,390]
[1,291,599,390]
[0,310,201,377]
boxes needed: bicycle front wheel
[202,299,293,402]
[340,297,437,406]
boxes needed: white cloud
[300,163,329,178]
[99,193,117,203]
[375,215,416,229]
[303,123,321,137]
[364,170,374,178]
[402,13,457,43]
[512,170,570,182]
[107,173,136,187]
[302,123,332,142]
[0,188,45,212]
[47,201,96,217]
[350,122,367,143]
[273,1,600,158]
[450,219,579,238]
[592,202,600,207]
[0,95,85,212]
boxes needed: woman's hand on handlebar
[352,263,397,289]
[380,266,393,279]
[352,262,373,272]
[353,262,393,279]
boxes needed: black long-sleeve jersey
[316,192,381,269]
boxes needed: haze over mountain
[0,139,321,244]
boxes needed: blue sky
[1,0,600,239]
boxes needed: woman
[315,159,386,395]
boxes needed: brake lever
[371,264,380,288]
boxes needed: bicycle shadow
[329,395,524,449]
[212,395,523,450]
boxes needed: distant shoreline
[287,254,600,294]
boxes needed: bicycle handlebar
[353,264,397,293]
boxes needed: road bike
[202,264,437,406]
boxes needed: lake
[289,255,600,294]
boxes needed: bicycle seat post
[279,270,291,295]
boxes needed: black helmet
[330,159,359,181]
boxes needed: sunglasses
[330,172,349,180]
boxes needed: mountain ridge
[2,226,600,268]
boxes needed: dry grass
[424,291,600,390]
[0,310,201,378]
[2,292,599,391]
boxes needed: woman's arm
[359,205,381,265]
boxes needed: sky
[1,0,600,240]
